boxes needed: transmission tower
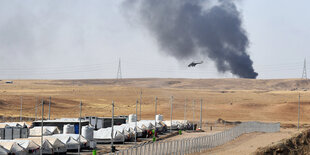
[302,58,307,79]
[116,58,122,80]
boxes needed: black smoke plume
[122,0,258,78]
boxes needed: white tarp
[0,141,26,155]
[94,128,125,143]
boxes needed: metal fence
[108,121,280,155]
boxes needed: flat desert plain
[0,78,309,126]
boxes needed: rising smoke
[122,0,258,78]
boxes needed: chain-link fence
[107,121,280,155]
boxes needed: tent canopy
[0,145,9,155]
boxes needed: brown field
[0,78,310,125]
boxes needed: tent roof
[30,127,53,136]
[0,141,25,153]
[94,129,123,139]
[51,135,79,145]
[26,137,53,149]
[0,124,7,128]
[13,140,40,150]
[43,137,65,148]
[31,126,59,132]
[0,145,9,154]
[56,134,88,143]
[0,141,15,150]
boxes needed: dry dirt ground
[0,78,310,154]
[0,78,309,125]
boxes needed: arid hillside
[0,78,309,125]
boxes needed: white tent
[41,140,53,154]
[29,126,60,137]
[94,128,125,143]
[26,138,53,155]
[113,126,131,140]
[0,141,26,155]
[52,135,79,150]
[44,137,67,154]
[137,121,154,130]
[121,123,143,137]
[122,128,133,140]
[0,145,9,155]
[163,120,188,130]
[53,134,89,148]
[13,140,40,155]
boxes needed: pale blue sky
[0,0,309,79]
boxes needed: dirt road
[201,128,299,155]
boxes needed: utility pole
[298,93,301,130]
[35,97,38,121]
[40,99,44,155]
[111,101,115,152]
[20,96,23,122]
[135,100,138,145]
[193,99,195,131]
[78,101,82,155]
[139,90,142,121]
[184,98,187,121]
[170,96,173,133]
[302,58,307,79]
[200,99,203,129]
[155,97,158,137]
[48,96,51,120]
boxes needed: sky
[0,0,309,79]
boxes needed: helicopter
[188,61,203,67]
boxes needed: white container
[63,124,75,134]
[128,114,137,123]
[0,128,4,139]
[21,128,28,138]
[156,115,163,122]
[97,118,103,129]
[90,117,97,128]
[13,128,21,139]
[5,127,12,140]
[82,126,94,141]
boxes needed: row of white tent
[29,126,60,137]
[0,134,89,155]
[94,120,189,143]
